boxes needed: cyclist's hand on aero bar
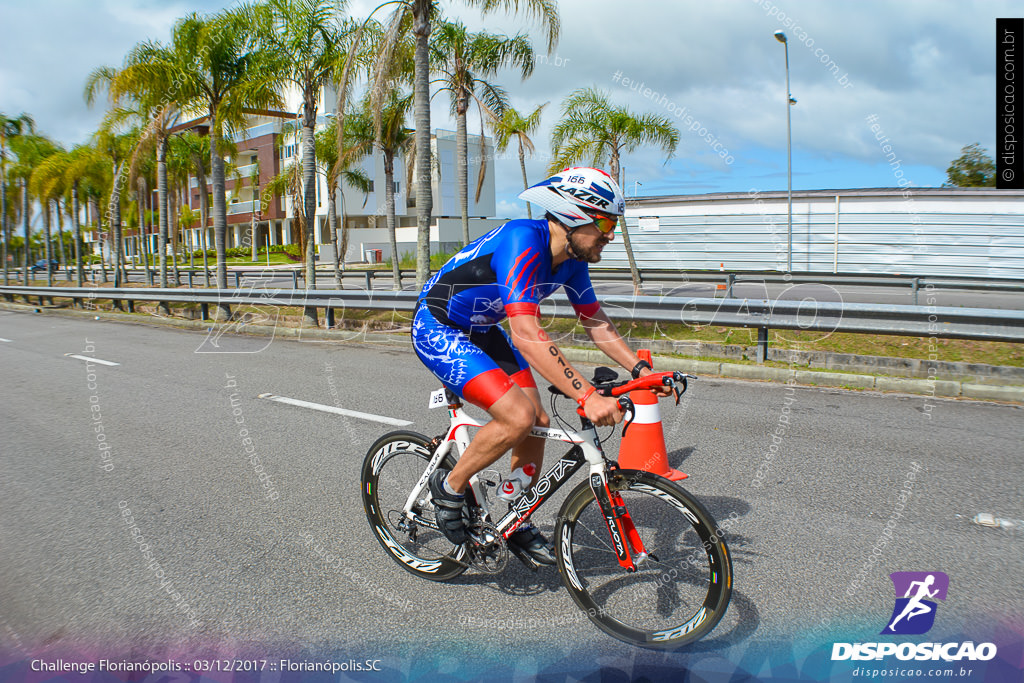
[585,393,625,427]
[638,367,674,397]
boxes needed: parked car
[30,259,60,273]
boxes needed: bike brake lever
[618,397,635,438]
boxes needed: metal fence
[10,265,1021,307]
[3,284,1022,363]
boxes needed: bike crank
[464,521,508,574]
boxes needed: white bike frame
[400,391,616,537]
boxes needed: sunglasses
[586,212,619,234]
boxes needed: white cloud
[1,0,1013,199]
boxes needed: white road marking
[257,393,413,426]
[0,338,11,342]
[65,353,120,366]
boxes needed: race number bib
[428,388,448,409]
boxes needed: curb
[4,301,1022,405]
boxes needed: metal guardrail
[8,265,1023,305]
[3,285,1022,363]
[587,268,1024,303]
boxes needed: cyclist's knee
[534,410,550,428]
[496,396,536,438]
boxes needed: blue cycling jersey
[418,218,598,330]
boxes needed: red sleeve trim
[504,302,540,318]
[573,302,601,321]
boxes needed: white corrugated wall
[606,189,1024,278]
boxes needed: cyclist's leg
[509,383,547,485]
[447,325,551,490]
[411,307,537,494]
[445,386,536,492]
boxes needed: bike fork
[589,473,650,572]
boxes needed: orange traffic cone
[618,350,687,481]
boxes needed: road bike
[360,367,732,649]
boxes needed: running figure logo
[881,572,949,635]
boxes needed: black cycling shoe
[428,469,468,545]
[508,524,556,566]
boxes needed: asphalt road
[1,309,1021,681]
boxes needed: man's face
[569,218,616,263]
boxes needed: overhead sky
[0,0,1013,219]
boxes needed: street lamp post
[774,30,795,273]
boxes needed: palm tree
[431,20,533,246]
[1,113,35,286]
[370,91,415,289]
[88,48,183,295]
[246,0,350,326]
[30,145,69,287]
[88,119,138,290]
[173,131,213,286]
[143,10,283,320]
[8,135,44,285]
[490,102,545,218]
[63,144,101,286]
[375,0,559,287]
[314,116,372,288]
[550,86,679,293]
[13,134,58,286]
[72,142,111,283]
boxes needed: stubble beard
[568,232,605,264]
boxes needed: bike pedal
[508,544,540,573]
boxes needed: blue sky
[0,0,1010,219]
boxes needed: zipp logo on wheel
[881,571,948,635]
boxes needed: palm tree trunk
[301,109,319,327]
[72,182,83,287]
[110,161,124,290]
[1,167,8,286]
[210,124,230,320]
[457,101,469,246]
[518,137,531,219]
[44,199,53,287]
[327,184,341,289]
[170,183,180,285]
[196,160,210,287]
[157,136,169,295]
[384,152,400,290]
[250,176,258,264]
[339,196,350,283]
[610,156,642,295]
[91,197,108,283]
[21,180,29,285]
[413,1,433,288]
[137,179,152,286]
[55,199,67,277]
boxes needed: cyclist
[412,167,663,565]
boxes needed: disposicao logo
[882,571,948,635]
[832,570,997,662]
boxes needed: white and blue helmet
[518,167,625,228]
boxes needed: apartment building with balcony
[177,85,502,265]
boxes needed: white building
[176,77,502,265]
[613,187,1024,278]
